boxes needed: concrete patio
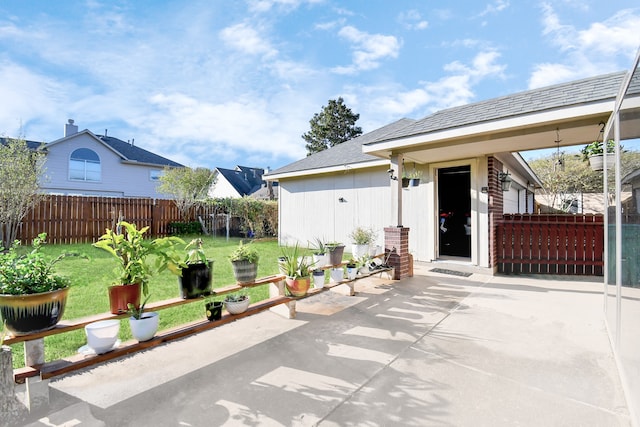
[17,264,630,426]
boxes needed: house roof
[373,71,627,145]
[363,71,630,163]
[267,118,416,178]
[45,129,183,168]
[216,166,270,197]
[0,137,44,151]
[97,135,183,168]
[268,72,630,181]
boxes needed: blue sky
[1,1,639,170]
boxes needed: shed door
[438,165,471,258]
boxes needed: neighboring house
[17,120,183,198]
[209,165,277,200]
[266,71,627,274]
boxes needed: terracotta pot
[285,277,310,297]
[0,287,69,336]
[108,283,141,315]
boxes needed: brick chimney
[64,119,78,137]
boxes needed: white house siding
[209,176,240,198]
[278,166,391,254]
[39,134,168,198]
[276,157,506,268]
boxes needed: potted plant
[179,238,213,299]
[93,221,185,314]
[0,233,87,336]
[312,269,325,289]
[205,299,223,321]
[345,259,358,280]
[581,139,616,171]
[224,291,250,314]
[309,237,328,268]
[280,244,313,297]
[349,227,377,261]
[325,242,345,266]
[229,241,259,284]
[127,295,158,342]
[407,169,423,186]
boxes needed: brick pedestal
[384,227,410,280]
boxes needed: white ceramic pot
[225,297,250,314]
[369,245,382,257]
[330,267,344,283]
[312,271,325,289]
[351,244,370,260]
[312,253,328,269]
[129,312,159,342]
[85,319,120,354]
[346,266,358,280]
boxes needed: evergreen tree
[302,97,362,156]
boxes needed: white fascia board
[264,159,389,181]
[362,101,615,154]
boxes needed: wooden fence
[495,214,604,275]
[16,195,229,244]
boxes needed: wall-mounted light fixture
[338,197,346,203]
[387,168,397,181]
[498,171,512,192]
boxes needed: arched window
[69,148,101,181]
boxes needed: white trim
[265,159,389,181]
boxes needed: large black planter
[179,261,213,299]
[0,287,69,336]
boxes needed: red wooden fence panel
[16,195,219,244]
[495,214,604,276]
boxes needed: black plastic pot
[205,301,223,321]
[179,261,213,299]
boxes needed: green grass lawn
[8,236,292,368]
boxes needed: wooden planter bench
[2,260,394,416]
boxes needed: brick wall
[384,226,411,279]
[487,157,504,269]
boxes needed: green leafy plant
[325,241,343,250]
[228,241,259,264]
[581,139,616,161]
[308,237,326,255]
[127,294,151,320]
[224,289,248,303]
[280,244,313,279]
[348,227,377,245]
[93,221,186,296]
[0,233,87,295]
[184,238,208,264]
[404,169,423,179]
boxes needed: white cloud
[478,0,510,17]
[529,5,640,88]
[356,49,507,120]
[398,10,429,30]
[219,23,278,57]
[332,26,401,74]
